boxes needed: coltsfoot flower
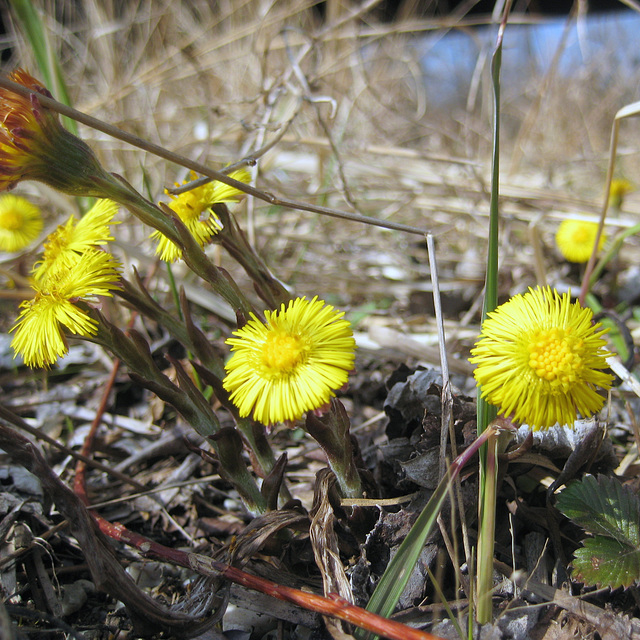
[470,287,613,429]
[33,199,119,278]
[223,296,356,425]
[11,249,121,367]
[555,219,605,263]
[0,194,42,251]
[609,179,633,210]
[0,69,114,196]
[151,169,249,262]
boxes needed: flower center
[528,328,583,390]
[261,331,306,373]
[44,228,70,255]
[0,208,23,230]
[174,189,209,223]
[572,227,590,244]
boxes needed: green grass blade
[9,0,78,135]
[425,564,465,639]
[477,7,509,432]
[362,473,453,630]
[355,426,499,640]
[481,34,501,328]
[475,4,512,624]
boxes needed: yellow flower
[608,179,633,210]
[151,169,250,262]
[555,219,605,263]
[223,296,356,425]
[11,249,121,367]
[0,194,42,251]
[0,69,113,196]
[33,199,119,279]
[469,287,613,430]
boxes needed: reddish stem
[91,510,444,640]
[73,359,121,504]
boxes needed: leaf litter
[1,2,640,639]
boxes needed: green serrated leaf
[556,475,640,547]
[557,475,640,588]
[573,536,640,589]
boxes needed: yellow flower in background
[0,69,113,196]
[33,199,119,279]
[223,296,356,426]
[151,169,250,262]
[470,287,613,430]
[0,194,42,252]
[555,219,605,263]
[11,249,121,367]
[608,179,633,210]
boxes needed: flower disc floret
[11,249,121,367]
[151,169,249,262]
[0,194,42,251]
[555,219,605,263]
[469,286,613,429]
[223,296,356,425]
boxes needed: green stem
[166,262,182,319]
[235,418,275,475]
[589,221,640,289]
[116,275,225,381]
[83,310,266,513]
[235,418,293,504]
[476,431,498,621]
[356,422,507,640]
[165,262,203,391]
[215,205,291,309]
[329,457,362,499]
[476,3,512,624]
[100,174,255,319]
[305,400,362,499]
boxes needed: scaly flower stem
[98,173,255,320]
[117,275,227,380]
[235,418,276,474]
[215,205,290,308]
[306,400,362,499]
[165,261,204,391]
[328,455,362,499]
[233,418,294,505]
[119,274,285,489]
[190,360,293,503]
[84,310,266,513]
[165,262,181,318]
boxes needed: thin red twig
[92,512,445,640]
[73,359,120,504]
